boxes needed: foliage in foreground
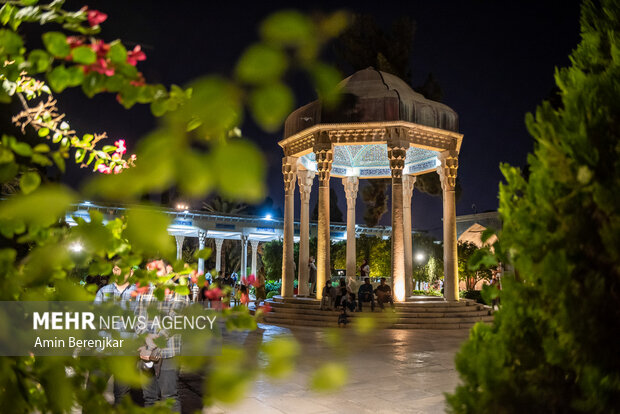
[447,1,620,412]
[0,1,352,411]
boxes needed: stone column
[297,169,315,296]
[214,238,224,274]
[315,144,333,300]
[342,176,359,281]
[438,150,459,301]
[281,156,297,298]
[251,239,259,277]
[240,235,248,278]
[175,235,185,261]
[388,140,408,302]
[403,175,416,298]
[197,231,207,274]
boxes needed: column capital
[215,238,224,249]
[437,150,459,191]
[297,169,316,202]
[403,175,416,201]
[314,145,333,184]
[388,141,408,179]
[198,230,207,244]
[282,156,297,195]
[342,176,359,205]
[250,239,259,248]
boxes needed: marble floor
[209,324,470,414]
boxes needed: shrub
[447,2,620,412]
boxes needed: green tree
[361,179,389,226]
[0,3,350,411]
[457,241,492,291]
[261,239,283,281]
[447,1,620,412]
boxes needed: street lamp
[415,252,425,263]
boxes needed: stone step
[264,312,494,324]
[263,317,493,330]
[267,307,491,318]
[268,302,484,313]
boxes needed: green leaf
[42,31,69,58]
[20,171,41,194]
[47,65,69,92]
[33,143,50,152]
[309,62,341,106]
[0,4,17,27]
[107,40,127,64]
[176,151,212,197]
[0,29,23,55]
[211,140,265,202]
[235,44,288,84]
[249,82,294,132]
[260,11,314,47]
[194,248,211,260]
[65,65,84,86]
[124,207,173,257]
[0,162,18,183]
[261,337,300,378]
[27,49,50,73]
[81,71,105,97]
[10,141,32,157]
[0,146,15,163]
[31,153,52,166]
[183,76,242,140]
[0,184,76,228]
[70,45,96,64]
[310,362,348,391]
[51,152,65,172]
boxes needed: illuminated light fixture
[175,203,189,211]
[83,201,92,205]
[69,242,83,252]
[264,214,272,220]
[415,252,425,263]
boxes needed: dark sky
[54,0,581,238]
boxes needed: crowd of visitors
[91,258,267,411]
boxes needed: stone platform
[260,296,493,329]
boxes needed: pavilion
[278,67,463,302]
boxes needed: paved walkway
[209,324,469,414]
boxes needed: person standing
[308,256,317,296]
[360,259,370,278]
[93,264,136,405]
[254,266,266,307]
[135,274,189,412]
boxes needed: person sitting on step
[320,280,336,310]
[357,277,375,311]
[374,277,395,311]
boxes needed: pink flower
[67,36,84,48]
[87,9,108,27]
[97,164,111,174]
[91,40,110,58]
[114,139,127,155]
[113,165,123,174]
[127,45,146,66]
[205,287,223,300]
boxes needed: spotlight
[264,214,272,220]
[415,252,425,263]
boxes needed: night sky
[53,0,581,238]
